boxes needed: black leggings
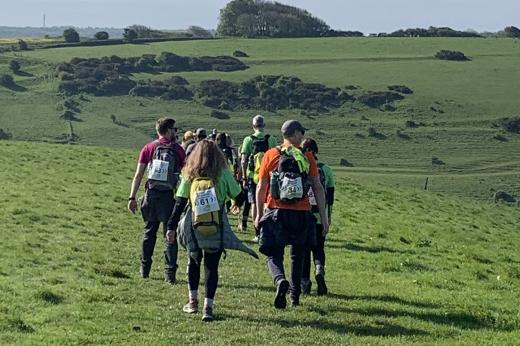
[187,250,223,300]
[302,224,326,280]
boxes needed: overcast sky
[1,0,518,33]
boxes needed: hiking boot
[182,300,198,314]
[315,273,328,296]
[202,306,214,322]
[301,280,312,295]
[140,264,150,279]
[274,279,289,309]
[164,269,176,284]
[291,295,300,307]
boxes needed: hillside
[0,37,519,200]
[0,141,519,345]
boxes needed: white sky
[0,0,518,33]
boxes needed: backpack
[190,177,222,236]
[147,141,180,191]
[271,146,310,204]
[309,162,327,212]
[247,134,270,184]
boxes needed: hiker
[166,140,258,321]
[240,115,278,238]
[300,138,335,296]
[216,132,238,175]
[235,144,251,232]
[127,117,185,283]
[181,130,195,151]
[255,120,329,309]
[185,128,207,157]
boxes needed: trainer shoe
[291,295,300,307]
[183,300,198,314]
[315,273,328,296]
[164,270,176,284]
[252,236,259,243]
[274,279,289,309]
[202,306,214,322]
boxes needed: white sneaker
[252,236,259,242]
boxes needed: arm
[128,163,146,214]
[309,175,329,236]
[254,177,269,228]
[166,197,188,242]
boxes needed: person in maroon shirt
[128,117,186,283]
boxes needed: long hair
[182,140,228,181]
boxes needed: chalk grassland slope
[0,37,519,199]
[0,141,519,345]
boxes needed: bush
[94,31,109,40]
[496,117,520,133]
[123,28,138,42]
[17,39,28,51]
[233,50,249,57]
[435,50,469,61]
[9,60,20,73]
[210,109,230,119]
[63,28,80,43]
[339,159,354,167]
[358,91,404,108]
[0,74,14,86]
[388,85,413,94]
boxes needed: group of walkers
[127,115,335,321]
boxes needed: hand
[128,199,137,214]
[166,229,176,243]
[230,203,240,215]
[321,220,330,238]
[254,215,261,230]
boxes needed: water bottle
[270,171,280,199]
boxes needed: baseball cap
[195,128,207,138]
[281,120,308,136]
[252,115,265,127]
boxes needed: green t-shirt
[240,131,278,156]
[176,169,241,203]
[314,161,335,224]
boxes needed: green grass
[0,140,519,345]
[1,37,519,200]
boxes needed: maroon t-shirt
[138,137,186,170]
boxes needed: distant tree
[63,28,80,43]
[17,39,28,51]
[187,26,213,38]
[217,0,329,38]
[127,25,164,38]
[9,60,21,73]
[94,31,109,40]
[504,26,520,38]
[123,28,138,42]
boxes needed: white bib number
[280,176,303,200]
[193,187,220,216]
[148,159,169,181]
[308,188,317,206]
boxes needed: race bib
[193,187,220,216]
[280,176,303,200]
[308,188,317,206]
[148,159,169,181]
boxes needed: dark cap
[281,120,308,136]
[195,128,207,138]
[252,114,265,127]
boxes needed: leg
[183,250,202,314]
[141,220,160,277]
[266,246,289,309]
[301,246,312,294]
[289,244,305,303]
[203,250,223,300]
[313,224,328,295]
[162,223,178,283]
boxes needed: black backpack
[147,141,180,191]
[272,146,310,204]
[247,134,270,174]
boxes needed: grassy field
[0,140,519,345]
[0,37,519,200]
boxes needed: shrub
[0,74,14,86]
[432,157,445,165]
[358,91,404,108]
[9,60,20,73]
[94,31,109,40]
[339,159,354,167]
[123,28,138,42]
[63,28,80,43]
[233,50,249,57]
[17,39,28,51]
[388,85,413,94]
[435,50,469,61]
[496,117,520,133]
[210,109,230,119]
